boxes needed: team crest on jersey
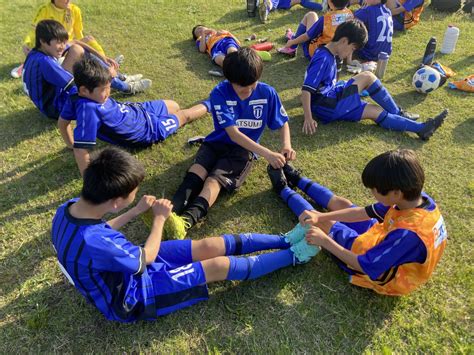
[433,215,448,248]
[253,105,263,119]
[280,106,288,117]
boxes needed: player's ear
[78,85,90,96]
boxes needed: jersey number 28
[376,15,393,43]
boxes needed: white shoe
[127,79,152,94]
[124,74,143,83]
[10,64,23,79]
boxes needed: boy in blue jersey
[267,149,447,295]
[22,20,81,119]
[171,47,295,233]
[300,19,448,139]
[51,147,317,322]
[258,0,325,23]
[352,0,393,61]
[58,57,209,175]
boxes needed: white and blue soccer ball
[412,66,441,94]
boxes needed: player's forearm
[227,128,272,157]
[143,216,166,264]
[199,39,207,53]
[321,237,363,273]
[73,148,91,176]
[301,90,313,121]
[292,33,310,46]
[58,118,74,148]
[318,207,371,223]
[279,122,292,150]
[72,40,106,62]
[107,207,140,230]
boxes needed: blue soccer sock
[296,177,334,209]
[375,111,423,133]
[280,187,314,218]
[111,77,130,92]
[291,22,307,50]
[367,79,400,114]
[222,233,290,256]
[226,249,294,280]
[300,0,323,11]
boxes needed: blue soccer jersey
[22,50,76,119]
[302,46,338,100]
[61,96,178,148]
[51,199,209,322]
[355,4,393,61]
[331,193,435,280]
[205,81,288,145]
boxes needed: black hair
[82,147,145,205]
[331,19,368,49]
[331,0,350,9]
[34,20,69,49]
[381,0,387,4]
[192,24,204,41]
[223,47,263,86]
[73,56,112,93]
[362,149,425,201]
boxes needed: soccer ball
[412,66,441,94]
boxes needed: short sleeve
[266,88,289,130]
[402,0,423,11]
[72,6,84,40]
[354,7,369,24]
[365,202,391,222]
[302,55,330,93]
[210,88,237,129]
[306,17,324,40]
[41,57,74,89]
[73,102,100,149]
[86,230,146,275]
[60,95,76,120]
[357,229,427,281]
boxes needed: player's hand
[281,147,296,161]
[265,151,286,169]
[152,199,173,220]
[303,117,318,135]
[284,40,295,48]
[305,226,328,248]
[299,210,320,226]
[106,57,119,70]
[134,195,157,215]
[22,45,31,56]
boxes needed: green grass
[1,0,473,352]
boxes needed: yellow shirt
[24,2,84,48]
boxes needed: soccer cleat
[187,135,206,146]
[127,79,152,94]
[282,163,303,189]
[267,164,288,194]
[399,108,420,121]
[290,238,320,264]
[285,28,294,41]
[115,54,125,66]
[259,0,272,23]
[208,69,224,77]
[277,47,297,57]
[124,74,143,83]
[163,212,191,240]
[10,64,23,79]
[283,222,309,245]
[417,109,448,141]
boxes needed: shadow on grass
[0,107,55,152]
[451,116,474,145]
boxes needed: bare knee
[201,256,230,283]
[358,71,377,86]
[327,195,353,211]
[188,164,208,180]
[192,237,226,261]
[163,99,180,114]
[67,43,85,58]
[82,35,95,42]
[303,11,318,25]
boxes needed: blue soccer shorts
[147,239,210,316]
[211,37,240,62]
[312,79,367,124]
[142,100,180,142]
[273,0,292,9]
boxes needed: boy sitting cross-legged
[267,149,447,296]
[58,57,209,175]
[51,147,318,322]
[300,19,448,139]
[170,47,295,236]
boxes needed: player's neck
[325,42,338,57]
[396,196,424,210]
[69,199,107,220]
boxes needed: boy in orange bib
[269,149,447,296]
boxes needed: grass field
[0,0,473,352]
